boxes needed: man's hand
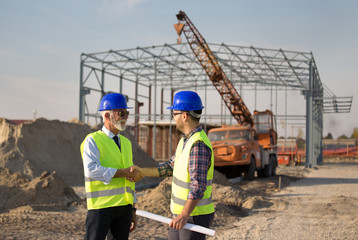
[169,199,200,229]
[130,210,137,232]
[169,214,189,230]
[128,165,144,182]
[117,165,160,181]
[113,166,144,182]
[125,166,144,182]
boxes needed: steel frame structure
[79,42,352,167]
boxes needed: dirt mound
[0,118,158,186]
[0,118,93,185]
[136,177,173,217]
[0,167,29,188]
[68,118,88,125]
[213,169,232,185]
[0,168,81,212]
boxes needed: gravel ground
[1,161,357,240]
[214,161,358,240]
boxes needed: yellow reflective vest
[80,131,135,210]
[170,130,215,216]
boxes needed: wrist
[180,212,190,219]
[113,169,121,178]
[141,167,159,177]
[114,168,129,178]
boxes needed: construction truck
[277,138,305,166]
[174,11,277,180]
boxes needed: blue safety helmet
[99,93,132,111]
[167,91,204,111]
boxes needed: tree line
[324,127,358,140]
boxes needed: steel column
[306,61,314,168]
[79,56,84,121]
[152,62,157,159]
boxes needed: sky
[0,0,357,139]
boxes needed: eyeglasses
[114,110,129,117]
[171,111,185,118]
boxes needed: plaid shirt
[157,125,212,200]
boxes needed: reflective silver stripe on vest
[171,193,213,207]
[173,176,212,189]
[86,186,135,199]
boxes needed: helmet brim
[166,106,204,110]
[99,106,133,111]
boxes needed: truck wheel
[263,157,273,177]
[257,169,264,178]
[244,157,256,180]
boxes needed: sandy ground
[214,161,358,240]
[1,160,357,240]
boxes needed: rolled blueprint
[136,210,216,236]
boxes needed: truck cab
[208,110,277,180]
[208,125,261,179]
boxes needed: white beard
[111,115,127,131]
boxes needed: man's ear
[105,111,111,120]
[183,112,189,121]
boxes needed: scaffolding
[79,43,352,168]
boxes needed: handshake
[122,165,145,182]
[114,165,158,182]
[114,165,159,182]
[125,165,145,182]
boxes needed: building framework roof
[81,42,352,115]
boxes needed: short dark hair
[187,109,202,121]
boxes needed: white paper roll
[136,210,216,236]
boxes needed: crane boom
[174,11,253,126]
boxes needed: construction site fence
[277,139,358,159]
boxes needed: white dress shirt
[82,126,121,185]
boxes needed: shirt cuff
[103,167,118,185]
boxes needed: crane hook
[174,23,184,44]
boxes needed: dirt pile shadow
[0,167,81,213]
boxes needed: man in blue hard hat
[80,93,142,240]
[135,91,215,240]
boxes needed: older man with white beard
[80,93,142,240]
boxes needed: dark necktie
[113,135,121,151]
